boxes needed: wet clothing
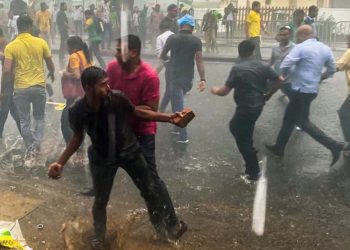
[88,145,179,239]
[226,58,279,176]
[69,91,138,159]
[107,60,159,135]
[69,90,179,239]
[226,58,279,109]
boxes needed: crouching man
[48,66,187,249]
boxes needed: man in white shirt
[8,11,19,40]
[156,19,174,112]
[73,5,83,36]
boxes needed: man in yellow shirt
[2,14,55,167]
[245,1,264,60]
[35,2,51,46]
[337,35,350,148]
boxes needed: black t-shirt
[69,90,139,159]
[56,10,69,37]
[162,30,202,84]
[226,58,279,109]
[160,16,179,34]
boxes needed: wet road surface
[1,56,350,249]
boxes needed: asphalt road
[1,56,350,249]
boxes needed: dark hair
[84,9,93,16]
[293,9,305,17]
[117,34,142,56]
[17,14,33,33]
[60,2,66,9]
[238,40,255,58]
[81,66,107,90]
[252,1,260,8]
[67,36,92,64]
[309,5,318,12]
[159,19,172,32]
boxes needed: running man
[211,40,283,181]
[265,25,350,166]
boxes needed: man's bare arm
[134,106,174,123]
[45,57,55,82]
[211,85,232,96]
[56,132,84,166]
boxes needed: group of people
[1,1,350,249]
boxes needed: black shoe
[330,142,349,167]
[265,144,284,157]
[79,187,95,197]
[89,235,104,250]
[168,220,188,241]
[247,172,262,181]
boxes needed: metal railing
[195,19,350,49]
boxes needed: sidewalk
[50,36,347,63]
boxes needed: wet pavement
[1,55,350,249]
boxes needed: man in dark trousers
[161,14,206,143]
[48,67,187,249]
[266,25,350,166]
[211,40,283,181]
[56,2,69,69]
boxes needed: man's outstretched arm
[48,132,84,179]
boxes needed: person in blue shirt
[266,25,350,166]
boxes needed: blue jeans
[13,85,46,149]
[170,78,192,141]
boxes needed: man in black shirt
[211,40,283,181]
[48,67,187,249]
[56,2,69,68]
[160,4,179,34]
[161,14,206,143]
